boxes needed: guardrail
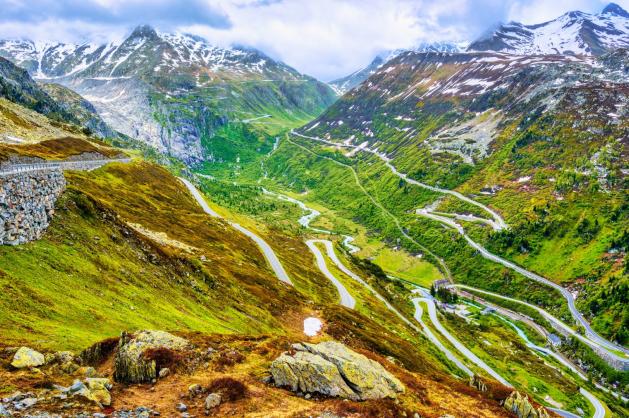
[0,158,131,177]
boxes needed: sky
[0,0,626,81]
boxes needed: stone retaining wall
[0,169,66,245]
[0,153,130,245]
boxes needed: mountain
[0,25,337,163]
[297,46,629,345]
[468,2,629,56]
[329,42,466,95]
[0,57,115,141]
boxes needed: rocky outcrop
[270,341,404,401]
[0,169,65,245]
[469,374,488,392]
[11,347,45,368]
[113,330,191,383]
[503,391,551,418]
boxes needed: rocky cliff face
[0,25,337,164]
[0,168,65,245]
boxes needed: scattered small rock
[84,367,98,377]
[14,397,37,410]
[85,378,112,406]
[503,391,550,418]
[158,368,170,379]
[204,393,221,410]
[175,403,187,412]
[188,383,203,397]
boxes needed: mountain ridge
[329,42,467,95]
[0,24,337,163]
[468,2,629,56]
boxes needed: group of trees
[430,284,459,304]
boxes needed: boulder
[11,347,45,369]
[188,383,203,397]
[84,378,112,407]
[503,391,550,418]
[114,331,190,383]
[270,341,404,401]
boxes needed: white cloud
[0,0,627,80]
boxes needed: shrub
[215,350,245,370]
[207,377,248,402]
[143,347,183,371]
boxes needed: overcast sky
[0,0,626,81]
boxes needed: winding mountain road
[290,131,628,359]
[258,170,610,417]
[179,177,292,285]
[452,284,628,364]
[262,186,426,333]
[580,388,606,418]
[413,290,512,386]
[411,298,474,376]
[291,131,508,230]
[305,239,356,308]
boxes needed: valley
[0,2,627,417]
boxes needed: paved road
[285,135,452,280]
[0,158,131,176]
[581,388,606,418]
[414,290,512,386]
[453,284,628,364]
[262,187,425,333]
[291,131,508,230]
[292,130,629,358]
[179,177,292,285]
[305,239,356,308]
[417,209,628,358]
[411,298,474,376]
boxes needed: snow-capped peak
[602,2,629,18]
[0,25,299,81]
[330,41,468,95]
[468,3,629,56]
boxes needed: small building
[548,334,562,346]
[480,307,495,315]
[433,279,450,290]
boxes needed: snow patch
[303,317,323,337]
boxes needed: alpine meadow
[0,1,627,417]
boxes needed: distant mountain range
[331,3,629,95]
[0,25,336,163]
[329,42,467,95]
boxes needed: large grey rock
[270,341,404,401]
[114,331,190,383]
[11,347,45,369]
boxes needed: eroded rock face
[504,391,551,418]
[11,347,45,369]
[270,341,404,401]
[113,330,190,383]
